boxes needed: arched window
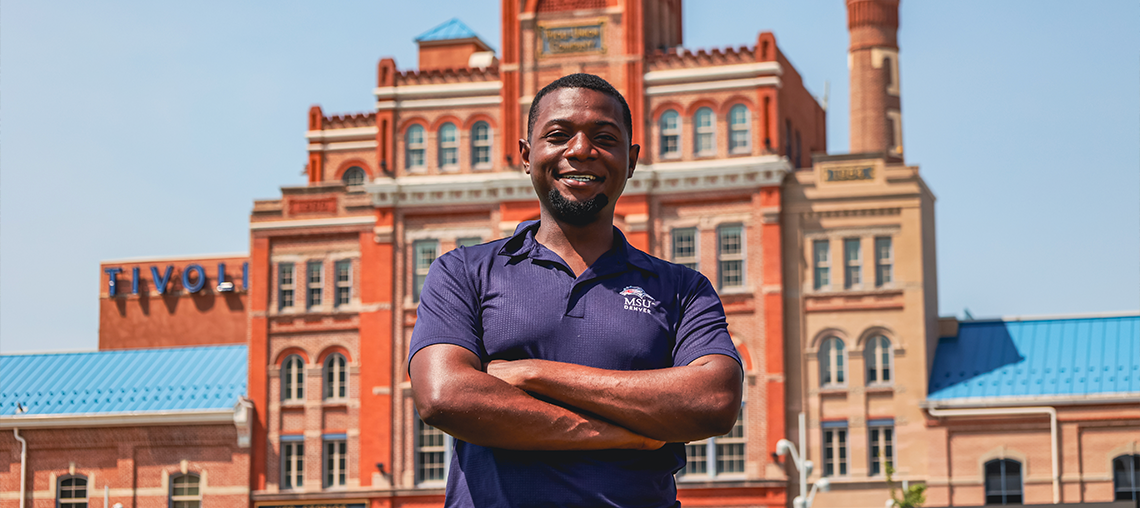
[984,459,1023,505]
[57,475,87,508]
[471,121,492,169]
[324,353,348,400]
[438,122,458,171]
[865,335,892,385]
[341,166,366,187]
[170,474,201,508]
[1115,454,1140,501]
[406,125,425,170]
[729,104,751,153]
[659,110,680,158]
[819,337,846,387]
[282,354,305,402]
[694,107,715,156]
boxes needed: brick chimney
[847,0,902,156]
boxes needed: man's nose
[564,132,597,161]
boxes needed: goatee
[547,189,609,226]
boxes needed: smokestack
[847,0,902,156]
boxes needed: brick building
[4,1,1139,508]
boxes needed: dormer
[415,18,498,71]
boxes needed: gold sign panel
[539,23,605,56]
[824,166,874,182]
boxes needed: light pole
[777,413,831,508]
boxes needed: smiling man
[408,74,743,508]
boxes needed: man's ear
[627,144,640,178]
[519,138,532,174]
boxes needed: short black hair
[527,73,633,143]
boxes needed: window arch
[984,459,1023,504]
[324,352,348,400]
[694,107,715,156]
[1115,454,1140,501]
[865,335,893,385]
[659,110,680,158]
[405,125,426,170]
[57,475,87,508]
[282,354,305,402]
[729,105,750,153]
[438,122,458,171]
[819,337,846,387]
[471,121,492,169]
[169,473,201,508]
[341,166,366,187]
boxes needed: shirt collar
[498,220,658,277]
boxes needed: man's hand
[485,355,742,443]
[410,344,665,451]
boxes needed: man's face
[521,87,639,227]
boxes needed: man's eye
[544,131,569,141]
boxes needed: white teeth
[561,174,597,182]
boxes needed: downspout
[926,406,1059,504]
[13,428,27,508]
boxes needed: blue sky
[1,1,1137,353]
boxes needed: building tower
[847,0,902,156]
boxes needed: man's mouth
[556,173,604,183]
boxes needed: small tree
[885,462,926,508]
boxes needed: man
[408,73,742,507]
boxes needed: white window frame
[813,239,831,290]
[278,262,295,310]
[406,125,426,171]
[875,236,894,287]
[415,415,453,485]
[341,166,366,187]
[822,424,849,477]
[671,227,699,271]
[471,121,492,170]
[412,240,439,303]
[868,421,895,476]
[57,475,88,508]
[281,438,304,490]
[659,110,681,159]
[865,335,893,385]
[679,394,745,481]
[281,354,305,402]
[169,473,201,508]
[334,259,351,307]
[1113,454,1140,502]
[694,107,715,157]
[306,261,323,309]
[984,459,1024,505]
[324,353,348,400]
[819,337,846,387]
[438,122,458,171]
[728,104,751,154]
[717,224,745,290]
[843,238,862,290]
[323,436,348,488]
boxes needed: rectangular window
[323,438,347,487]
[813,240,830,290]
[671,227,698,270]
[678,403,745,479]
[875,237,893,287]
[844,238,862,289]
[717,225,744,289]
[334,260,351,307]
[416,416,451,484]
[869,423,895,476]
[823,423,848,476]
[456,237,482,248]
[281,439,304,489]
[278,263,295,309]
[306,261,323,308]
[413,240,439,303]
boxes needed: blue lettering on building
[104,262,249,297]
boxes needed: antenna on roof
[963,308,974,320]
[820,80,830,112]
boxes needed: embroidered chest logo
[619,286,657,314]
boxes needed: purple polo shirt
[409,220,741,508]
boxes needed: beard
[547,188,610,226]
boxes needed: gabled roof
[414,18,493,50]
[928,314,1139,405]
[0,345,247,416]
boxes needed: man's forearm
[487,355,742,443]
[410,344,664,451]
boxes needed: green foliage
[885,463,926,508]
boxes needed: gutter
[926,406,1059,504]
[13,429,26,508]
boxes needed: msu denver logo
[620,286,656,314]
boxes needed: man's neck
[534,211,615,277]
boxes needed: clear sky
[1,1,1137,353]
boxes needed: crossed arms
[408,344,742,451]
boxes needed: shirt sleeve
[672,269,742,369]
[407,248,485,370]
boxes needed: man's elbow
[412,385,458,428]
[701,386,742,436]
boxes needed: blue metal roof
[415,18,491,48]
[0,345,247,416]
[928,314,1139,403]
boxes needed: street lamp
[777,414,832,508]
